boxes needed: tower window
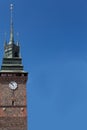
[12,100,15,106]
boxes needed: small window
[12,100,15,106]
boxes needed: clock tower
[0,4,28,130]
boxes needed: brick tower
[0,4,28,130]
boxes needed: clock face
[9,81,18,90]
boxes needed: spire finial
[10,4,13,24]
[4,32,7,46]
[16,32,19,40]
[9,4,14,44]
[16,32,19,46]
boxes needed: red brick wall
[0,117,27,130]
[0,73,28,130]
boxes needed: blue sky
[0,0,87,130]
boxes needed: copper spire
[9,4,14,44]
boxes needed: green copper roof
[1,4,24,72]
